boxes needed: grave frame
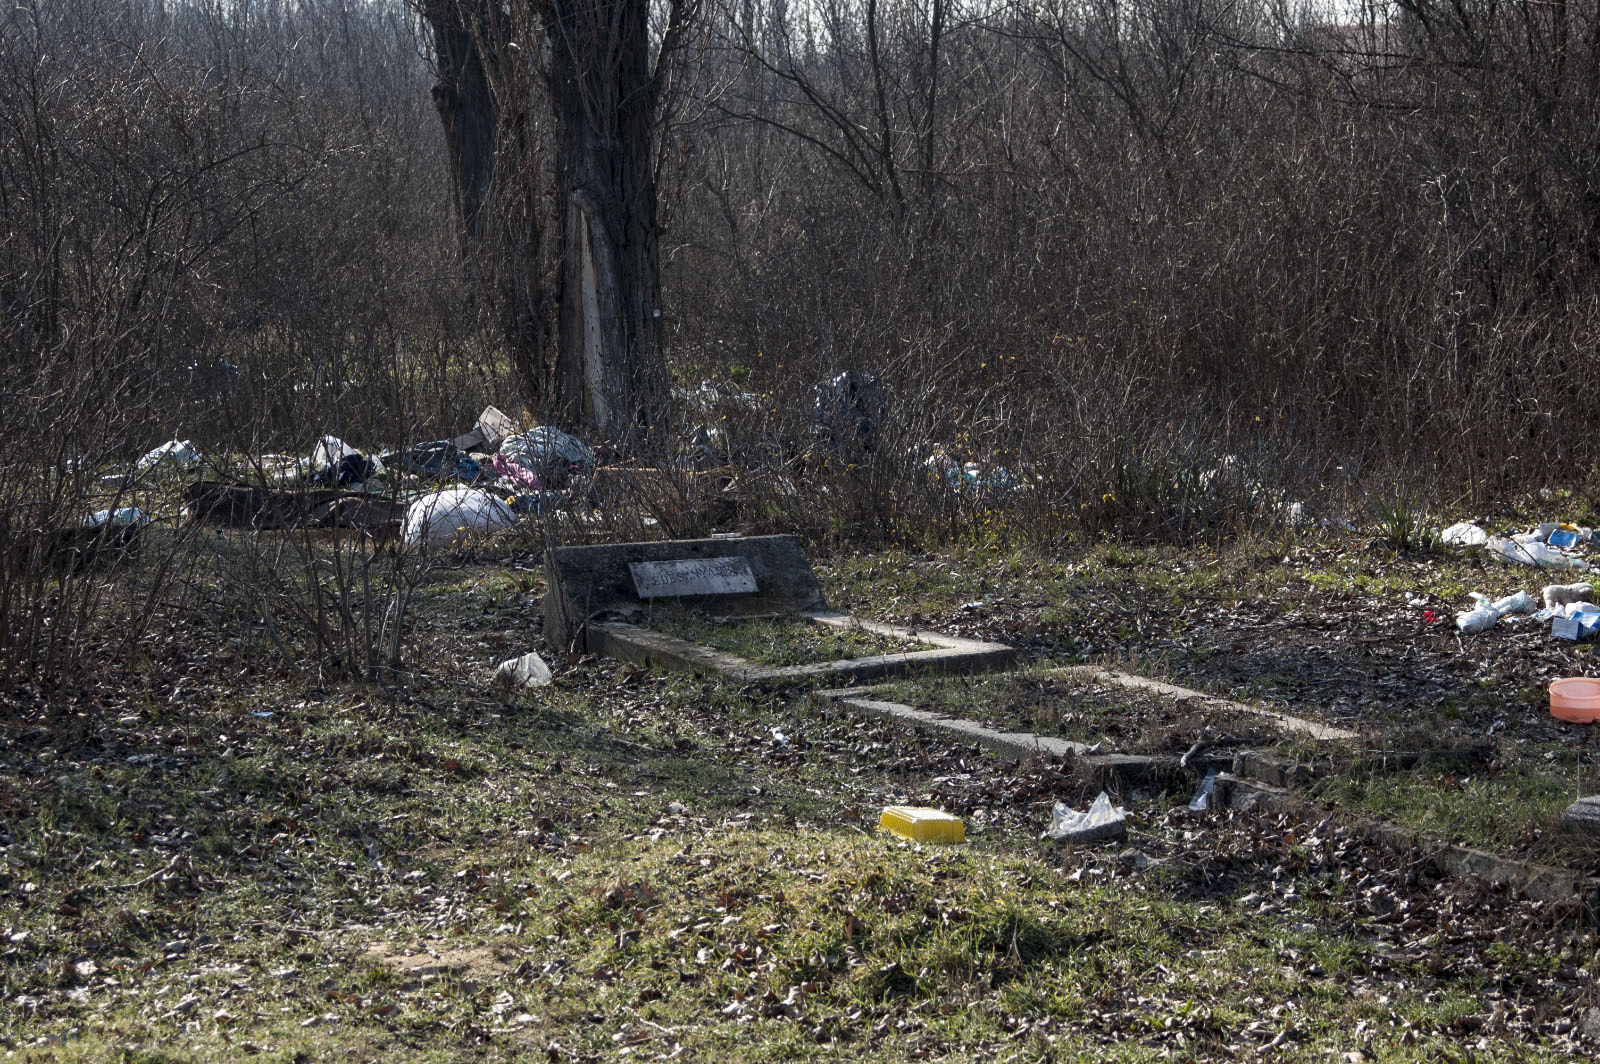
[543,534,1015,683]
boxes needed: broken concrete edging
[812,689,1176,788]
[1217,773,1600,920]
[1060,666,1360,742]
[594,611,1016,685]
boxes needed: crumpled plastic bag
[1045,792,1127,843]
[500,427,595,473]
[137,439,203,472]
[84,507,151,528]
[401,488,516,548]
[1439,521,1489,547]
[1486,535,1590,571]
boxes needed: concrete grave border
[543,534,1015,682]
[814,664,1354,776]
[592,610,1015,685]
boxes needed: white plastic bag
[401,488,516,548]
[1045,792,1127,843]
[1543,583,1595,609]
[493,651,552,688]
[137,439,203,472]
[1455,607,1500,634]
[1491,591,1535,614]
[1440,521,1489,547]
[1486,536,1590,570]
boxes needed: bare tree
[421,0,695,447]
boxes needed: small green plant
[1372,488,1439,553]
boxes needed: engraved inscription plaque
[629,557,758,598]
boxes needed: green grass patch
[1314,763,1590,858]
[645,611,917,666]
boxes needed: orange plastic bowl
[1550,678,1600,723]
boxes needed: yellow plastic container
[879,806,965,844]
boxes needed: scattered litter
[1550,602,1600,641]
[310,436,379,486]
[879,806,965,844]
[1544,583,1594,609]
[493,652,553,689]
[137,439,203,472]
[1485,535,1590,570]
[487,453,542,493]
[84,507,150,529]
[250,711,275,719]
[506,426,594,469]
[924,449,1020,497]
[1550,678,1600,723]
[1045,792,1127,844]
[813,372,888,453]
[311,435,361,470]
[500,427,595,480]
[1187,770,1218,812]
[1440,521,1489,547]
[770,727,789,747]
[401,488,517,548]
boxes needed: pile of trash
[1440,520,1592,571]
[1449,581,1600,641]
[158,405,594,546]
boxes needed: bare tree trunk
[420,0,684,446]
[539,0,670,448]
[421,0,552,417]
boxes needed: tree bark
[420,0,678,449]
[421,0,552,418]
[539,0,669,449]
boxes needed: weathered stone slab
[543,535,824,652]
[1564,795,1600,842]
[1060,666,1359,741]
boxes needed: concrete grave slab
[543,534,824,651]
[542,534,1014,681]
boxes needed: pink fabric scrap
[488,453,542,493]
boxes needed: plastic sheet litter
[1045,792,1128,843]
[385,440,459,477]
[500,427,595,475]
[1440,521,1490,547]
[1485,535,1590,570]
[84,507,151,528]
[493,652,552,688]
[137,439,203,472]
[1188,771,1218,812]
[401,488,516,548]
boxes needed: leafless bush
[658,0,1600,543]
